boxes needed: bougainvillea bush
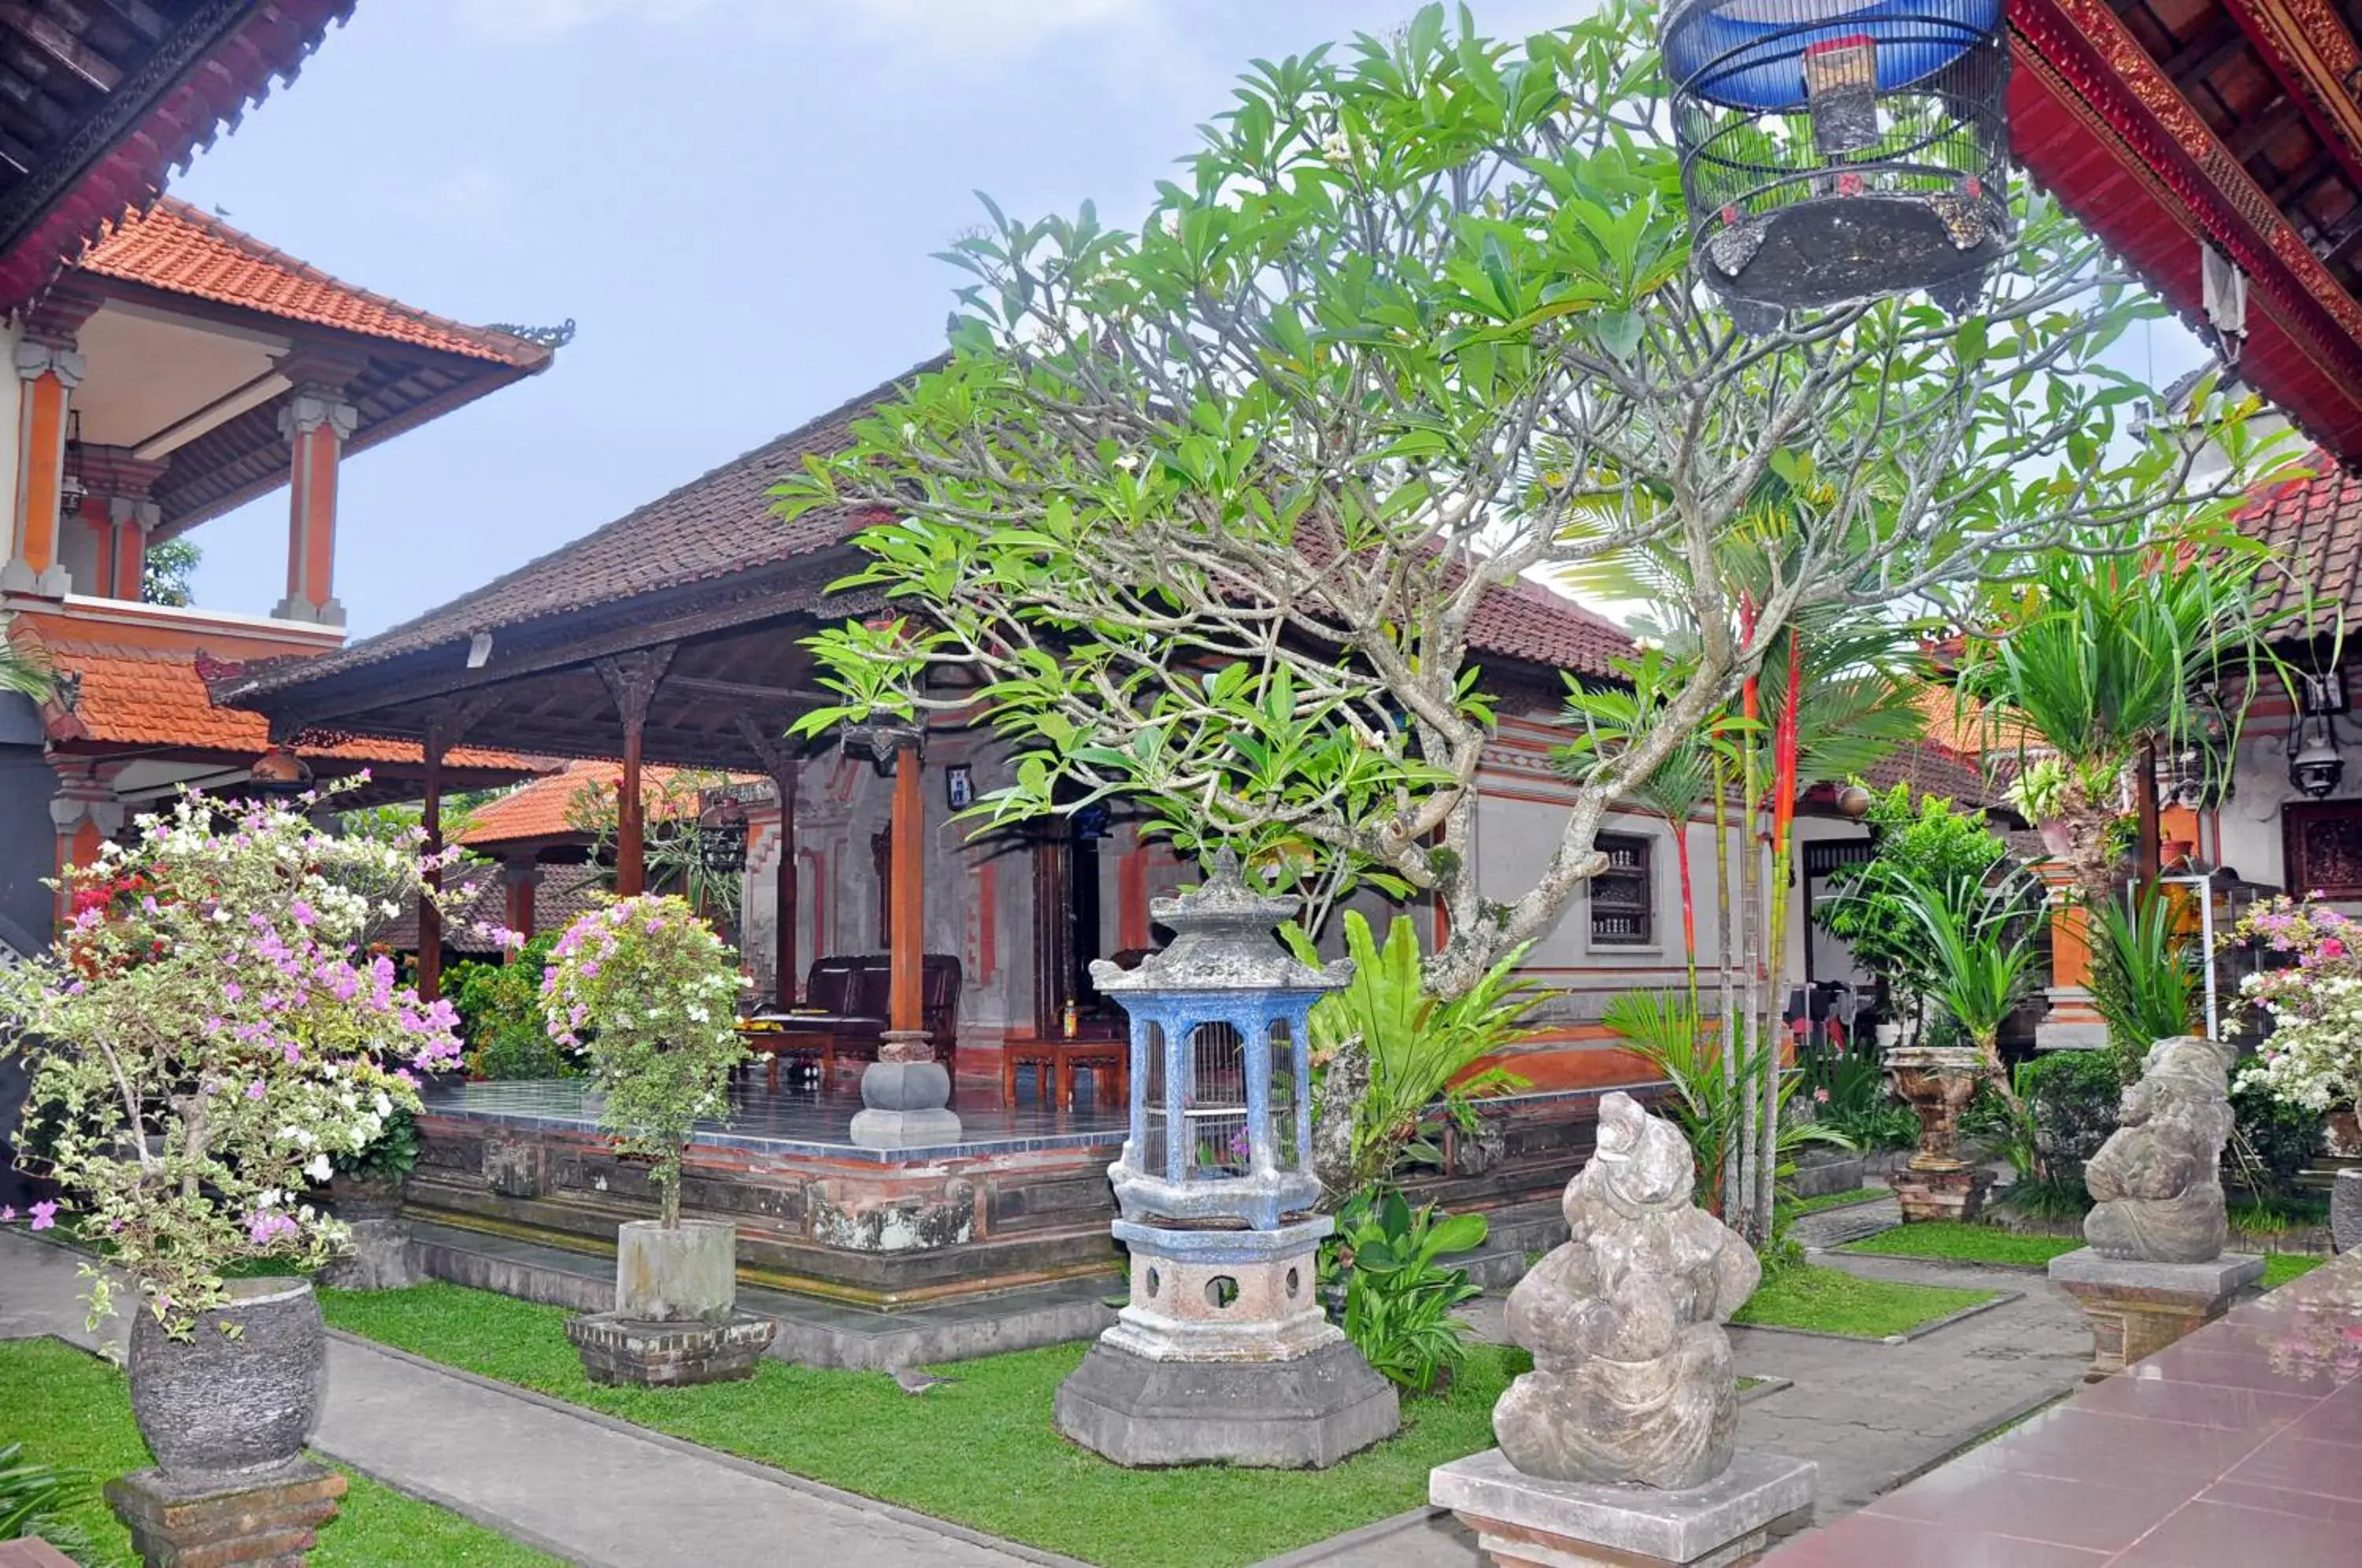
[0,787,461,1333]
[540,895,745,1226]
[2231,897,2362,1115]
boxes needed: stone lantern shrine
[1052,850,1399,1468]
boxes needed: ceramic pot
[128,1277,326,1481]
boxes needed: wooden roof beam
[2165,15,2252,86]
[2222,0,2362,246]
[1,3,120,91]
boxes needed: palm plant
[0,635,51,702]
[1879,867,2049,1111]
[1283,911,1536,1200]
[1955,523,2287,904]
[0,1442,94,1562]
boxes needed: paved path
[0,1231,1064,1568]
[1275,1243,2091,1566]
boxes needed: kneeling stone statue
[2082,1037,2238,1265]
[1494,1090,1759,1490]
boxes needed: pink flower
[246,1080,267,1100]
[0,1207,13,1222]
[28,1201,57,1231]
[1812,1087,1831,1104]
[2323,939,2345,960]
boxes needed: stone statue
[2082,1037,2237,1265]
[1494,1091,1760,1490]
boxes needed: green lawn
[1840,1222,2081,1269]
[2264,1252,2331,1289]
[322,1281,1521,1568]
[0,1337,558,1567]
[1732,1265,1999,1339]
[1781,1186,1887,1217]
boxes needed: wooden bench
[1003,1037,1128,1111]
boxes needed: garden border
[1729,1289,2020,1345]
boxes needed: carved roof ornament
[1091,846,1349,996]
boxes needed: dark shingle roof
[236,360,1634,694]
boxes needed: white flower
[372,1091,392,1117]
[305,1153,333,1183]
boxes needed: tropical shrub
[1602,992,1850,1215]
[1870,866,2047,1111]
[0,1442,93,1562]
[2089,887,2197,1081]
[2228,1078,2323,1198]
[541,896,746,1227]
[1283,912,1535,1200]
[451,933,569,1081]
[1803,1050,1920,1152]
[1326,1191,1486,1394]
[2230,898,2362,1115]
[0,788,459,1332]
[330,1108,420,1185]
[1814,785,2010,1041]
[1984,1051,2118,1218]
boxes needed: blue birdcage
[1663,0,2012,317]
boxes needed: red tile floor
[1762,1252,2362,1566]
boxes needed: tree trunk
[1716,756,1741,1224]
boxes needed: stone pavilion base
[106,1458,346,1567]
[1430,1448,1815,1568]
[565,1311,778,1387]
[1053,1337,1399,1469]
[2047,1248,2264,1380]
[1890,1165,1992,1224]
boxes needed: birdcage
[1662,0,2012,317]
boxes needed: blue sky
[168,0,2211,637]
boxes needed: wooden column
[887,741,924,1040]
[597,649,675,900]
[419,731,445,1002]
[501,858,542,950]
[733,716,801,1005]
[2135,738,2162,899]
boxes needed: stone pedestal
[1430,1448,1816,1568]
[2334,1169,2362,1255]
[106,1458,346,1567]
[2048,1248,2264,1380]
[317,1219,416,1291]
[2033,986,2110,1052]
[1890,1165,1993,1224]
[565,1311,777,1385]
[1053,1217,1398,1467]
[850,1042,962,1149]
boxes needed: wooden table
[1002,1037,1127,1111]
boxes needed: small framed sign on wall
[945,764,975,811]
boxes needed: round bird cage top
[1090,848,1350,997]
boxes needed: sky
[166,0,2216,638]
[163,0,1594,635]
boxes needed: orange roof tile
[78,198,547,368]
[457,760,728,847]
[28,633,528,770]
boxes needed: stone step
[1444,1199,1568,1289]
[405,1219,1116,1372]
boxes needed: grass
[2264,1252,2331,1289]
[322,1281,1522,1568]
[0,1337,559,1567]
[1840,1222,2082,1269]
[1779,1186,1886,1217]
[1731,1265,1999,1340]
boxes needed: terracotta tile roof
[79,198,548,368]
[227,361,1635,699]
[1862,739,1992,807]
[0,2,358,318]
[27,632,527,768]
[457,760,716,848]
[2241,449,2362,630]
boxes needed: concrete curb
[322,1328,1092,1568]
[1824,1244,2061,1275]
[1249,1505,1443,1566]
[1731,1289,2023,1345]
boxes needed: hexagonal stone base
[1053,1336,1399,1468]
[565,1310,777,1387]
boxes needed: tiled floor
[421,1076,1129,1159]
[1762,1252,2362,1566]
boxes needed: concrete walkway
[0,1231,1067,1568]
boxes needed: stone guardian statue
[1493,1090,1760,1490]
[2082,1036,2238,1265]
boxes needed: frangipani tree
[777,2,2294,998]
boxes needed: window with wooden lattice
[1590,832,1654,946]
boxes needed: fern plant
[0,1443,94,1563]
[1283,912,1535,1197]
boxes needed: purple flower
[580,961,600,978]
[246,1080,266,1100]
[0,1207,13,1222]
[223,981,242,1003]
[28,1201,57,1232]
[291,899,315,927]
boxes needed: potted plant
[542,896,763,1378]
[2228,898,2362,1248]
[0,786,458,1482]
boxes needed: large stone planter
[1884,1045,1993,1223]
[566,1219,775,1385]
[128,1278,327,1483]
[320,1174,416,1290]
[2335,1169,2362,1255]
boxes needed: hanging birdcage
[1662,0,2012,319]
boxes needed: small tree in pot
[0,786,458,1483]
[542,896,770,1382]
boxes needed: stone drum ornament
[1494,1091,1760,1490]
[2049,1036,2263,1378]
[2082,1036,2236,1264]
